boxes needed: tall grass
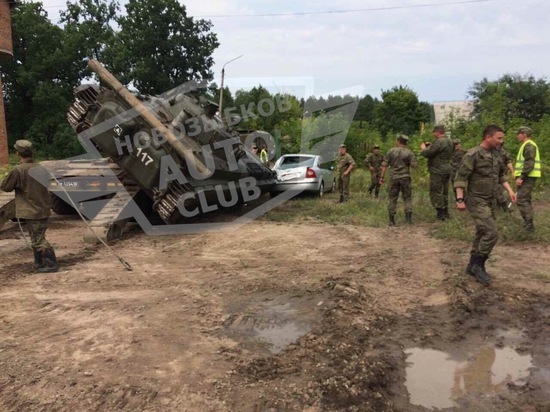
[263,169,550,245]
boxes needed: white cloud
[38,0,550,101]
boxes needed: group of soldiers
[336,124,541,285]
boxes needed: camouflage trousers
[467,197,498,257]
[338,174,351,199]
[429,172,450,209]
[388,177,412,214]
[25,218,52,252]
[368,172,381,195]
[517,177,537,222]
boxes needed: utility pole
[218,54,243,123]
[0,0,16,165]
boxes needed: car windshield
[278,156,315,170]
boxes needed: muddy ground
[0,204,549,411]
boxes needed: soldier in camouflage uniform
[336,144,356,203]
[364,145,383,198]
[454,125,516,285]
[494,143,514,212]
[514,126,541,232]
[451,139,466,193]
[1,140,59,272]
[380,135,418,226]
[421,125,454,220]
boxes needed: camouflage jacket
[364,153,383,172]
[337,153,356,176]
[421,137,454,175]
[451,149,467,174]
[383,147,417,180]
[0,161,51,219]
[454,146,507,201]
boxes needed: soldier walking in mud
[421,125,454,220]
[1,140,59,272]
[379,134,417,226]
[336,144,356,203]
[364,145,383,198]
[454,125,516,285]
[514,126,541,232]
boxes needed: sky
[38,0,550,103]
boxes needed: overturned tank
[66,59,275,229]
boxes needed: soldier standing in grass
[336,144,356,203]
[421,125,454,221]
[379,134,417,226]
[0,140,59,272]
[514,126,541,232]
[454,125,516,285]
[364,145,383,198]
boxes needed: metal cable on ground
[49,172,133,271]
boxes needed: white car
[271,154,336,197]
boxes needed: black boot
[468,254,491,285]
[39,249,59,273]
[465,252,475,276]
[389,212,396,226]
[339,194,344,203]
[33,249,44,270]
[405,212,413,224]
[524,219,535,233]
[443,208,450,219]
[436,208,445,221]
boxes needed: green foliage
[469,74,550,125]
[61,0,119,65]
[375,86,431,139]
[109,0,219,94]
[2,1,83,157]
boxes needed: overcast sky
[40,0,550,103]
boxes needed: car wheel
[318,182,324,197]
[331,179,336,193]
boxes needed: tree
[468,74,550,125]
[354,94,379,125]
[374,86,430,139]
[60,0,120,72]
[3,1,83,157]
[107,0,219,95]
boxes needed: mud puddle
[403,329,538,410]
[220,293,325,354]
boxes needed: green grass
[262,169,550,245]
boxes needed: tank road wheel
[51,194,77,215]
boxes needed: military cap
[14,140,33,153]
[517,126,532,135]
[396,134,409,142]
[339,144,346,148]
[373,145,380,149]
[453,139,461,145]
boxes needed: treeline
[2,1,550,179]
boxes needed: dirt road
[0,215,549,411]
